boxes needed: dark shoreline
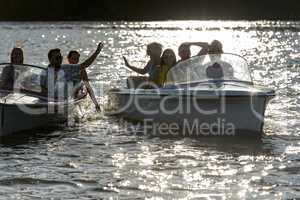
[0,0,299,21]
[0,19,300,22]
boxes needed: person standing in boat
[123,42,162,88]
[0,47,24,91]
[40,42,104,100]
[177,42,210,62]
[67,50,101,112]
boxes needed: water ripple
[0,20,299,199]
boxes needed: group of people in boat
[0,43,103,111]
[0,39,226,111]
[123,39,224,88]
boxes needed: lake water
[0,21,299,199]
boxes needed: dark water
[0,21,299,199]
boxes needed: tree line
[0,0,299,21]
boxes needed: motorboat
[107,53,275,136]
[0,63,86,136]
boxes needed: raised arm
[184,42,210,56]
[123,56,150,75]
[184,42,209,48]
[80,42,104,70]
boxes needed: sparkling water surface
[0,21,299,199]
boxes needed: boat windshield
[166,53,252,85]
[0,63,46,93]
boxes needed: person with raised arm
[123,42,162,88]
[178,41,210,62]
[40,42,104,100]
[67,50,101,112]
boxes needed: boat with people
[0,63,86,136]
[107,53,275,136]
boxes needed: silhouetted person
[151,49,177,86]
[208,40,224,54]
[206,63,224,79]
[40,42,103,99]
[178,42,209,62]
[67,50,101,112]
[208,40,234,79]
[123,42,162,88]
[0,48,24,91]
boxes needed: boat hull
[108,91,274,136]
[0,93,86,136]
[0,104,66,136]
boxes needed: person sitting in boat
[177,42,210,62]
[206,62,224,79]
[0,47,24,91]
[123,42,162,88]
[67,50,101,112]
[40,42,104,100]
[151,49,177,87]
[207,40,234,79]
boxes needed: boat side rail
[0,88,87,106]
[0,63,46,70]
[164,79,254,88]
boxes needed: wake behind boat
[107,53,275,136]
[0,63,86,136]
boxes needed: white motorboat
[107,53,275,136]
[0,63,86,136]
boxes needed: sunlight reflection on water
[0,20,299,199]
